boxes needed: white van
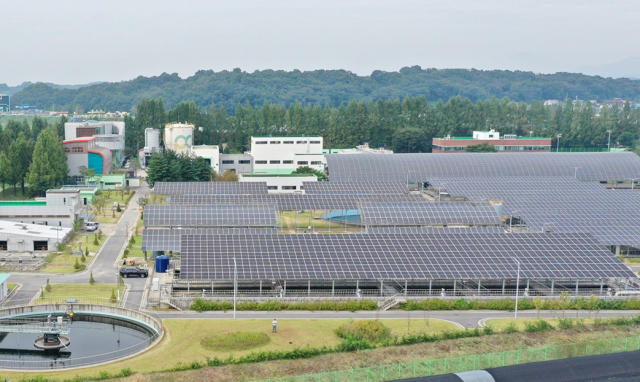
[86,222,99,231]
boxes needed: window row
[254,160,323,166]
[254,140,322,145]
[221,160,251,164]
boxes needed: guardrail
[0,298,164,370]
[250,335,640,382]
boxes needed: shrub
[80,253,86,263]
[93,235,99,246]
[89,271,96,285]
[558,318,575,330]
[524,319,554,333]
[502,322,519,334]
[335,320,392,343]
[73,258,80,270]
[45,279,52,292]
[110,289,117,303]
[482,325,494,335]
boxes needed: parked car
[86,222,99,232]
[119,266,148,278]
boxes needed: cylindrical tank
[151,251,164,258]
[490,200,504,219]
[164,123,194,154]
[155,255,170,273]
[145,128,160,150]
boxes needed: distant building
[0,189,83,229]
[65,121,126,166]
[139,128,162,167]
[544,100,561,107]
[63,137,113,180]
[0,95,9,112]
[250,136,325,174]
[219,153,253,175]
[239,173,317,194]
[432,130,552,153]
[0,220,72,252]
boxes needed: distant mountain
[10,67,640,113]
[0,81,102,97]
[576,57,640,80]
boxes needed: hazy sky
[2,0,640,85]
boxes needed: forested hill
[11,66,640,113]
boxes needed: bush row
[402,296,640,311]
[190,298,378,312]
[19,367,132,382]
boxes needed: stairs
[378,294,407,311]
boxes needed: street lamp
[233,256,237,319]
[627,178,638,191]
[556,134,562,152]
[607,130,612,152]
[572,167,580,179]
[513,257,521,319]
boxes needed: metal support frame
[332,280,335,297]
[502,279,506,296]
[380,280,384,297]
[453,279,457,296]
[259,280,262,294]
[404,280,408,296]
[283,280,287,297]
[551,280,554,296]
[600,279,604,296]
[429,280,432,296]
[575,280,579,296]
[308,280,311,297]
[478,280,481,294]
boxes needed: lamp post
[513,258,521,319]
[607,130,612,152]
[233,255,237,319]
[572,167,580,179]
[556,134,562,152]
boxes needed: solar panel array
[325,152,640,182]
[180,232,635,280]
[169,194,428,211]
[360,202,502,226]
[303,181,409,195]
[154,182,268,195]
[141,228,277,252]
[143,204,278,227]
[368,226,506,234]
[427,176,640,246]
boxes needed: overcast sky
[2,0,640,85]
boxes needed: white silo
[164,123,194,154]
[145,128,161,151]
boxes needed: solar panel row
[143,204,278,227]
[302,181,409,195]
[141,228,278,252]
[169,194,428,210]
[360,202,502,226]
[325,152,640,182]
[180,233,635,281]
[427,176,640,246]
[154,182,268,195]
[367,227,506,234]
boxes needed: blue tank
[155,255,170,273]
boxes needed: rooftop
[436,136,550,140]
[0,274,9,285]
[252,136,321,138]
[0,201,46,206]
[0,220,72,239]
[242,174,317,178]
[63,137,97,144]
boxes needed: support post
[404,280,408,296]
[551,280,554,296]
[616,245,621,256]
[308,280,311,297]
[575,279,579,296]
[332,280,335,297]
[283,280,286,297]
[259,280,262,295]
[429,280,432,296]
[478,279,481,294]
[526,279,530,290]
[380,280,384,297]
[600,279,604,296]
[453,279,456,296]
[502,279,506,296]
[144,250,147,262]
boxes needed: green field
[38,283,125,301]
[485,317,597,330]
[43,254,87,273]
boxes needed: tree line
[11,67,640,113]
[125,96,640,156]
[0,117,68,197]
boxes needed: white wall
[250,136,324,173]
[190,145,220,173]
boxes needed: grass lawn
[43,254,88,273]
[126,235,144,258]
[485,317,597,331]
[76,232,104,254]
[7,283,16,292]
[281,211,346,229]
[94,212,123,224]
[623,257,640,264]
[38,283,125,302]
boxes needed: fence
[251,335,640,382]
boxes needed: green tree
[26,127,69,196]
[45,279,52,292]
[89,271,96,285]
[618,131,636,147]
[214,170,239,182]
[8,135,32,195]
[392,127,428,153]
[0,153,11,200]
[291,166,326,181]
[465,142,497,153]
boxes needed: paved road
[157,309,640,328]
[5,184,150,307]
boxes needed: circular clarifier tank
[0,305,162,370]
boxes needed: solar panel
[180,232,635,280]
[427,176,640,246]
[169,194,428,211]
[143,204,278,227]
[360,202,502,226]
[303,181,409,195]
[367,226,506,234]
[154,182,268,195]
[141,228,277,252]
[325,152,640,182]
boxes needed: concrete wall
[219,154,253,175]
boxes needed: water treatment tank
[164,123,193,154]
[155,255,170,273]
[144,128,161,150]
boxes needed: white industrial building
[219,154,253,175]
[0,189,83,228]
[164,123,194,155]
[65,121,126,166]
[190,145,220,173]
[0,220,72,252]
[139,128,162,167]
[250,136,325,174]
[239,173,317,193]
